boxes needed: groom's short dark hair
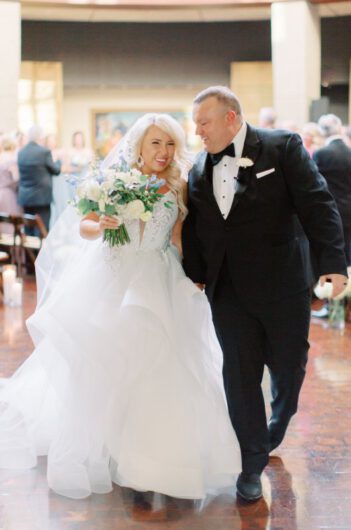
[193,86,242,116]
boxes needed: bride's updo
[102,113,193,219]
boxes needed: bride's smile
[139,124,176,175]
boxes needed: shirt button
[222,196,225,199]
[223,180,226,183]
[224,164,227,167]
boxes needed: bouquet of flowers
[70,160,173,247]
[314,266,351,329]
[314,267,351,301]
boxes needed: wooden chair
[0,212,48,276]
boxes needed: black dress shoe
[236,472,262,501]
[268,420,285,453]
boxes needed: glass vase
[328,298,345,331]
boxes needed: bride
[0,113,240,500]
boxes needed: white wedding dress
[0,193,240,499]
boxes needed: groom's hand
[319,273,348,298]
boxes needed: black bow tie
[209,143,235,166]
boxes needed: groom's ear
[226,110,236,125]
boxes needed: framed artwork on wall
[91,109,201,159]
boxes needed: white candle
[11,278,23,307]
[2,265,16,305]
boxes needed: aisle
[0,278,350,530]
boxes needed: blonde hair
[0,134,17,152]
[104,113,193,219]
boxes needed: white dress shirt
[213,122,247,219]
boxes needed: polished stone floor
[0,279,350,530]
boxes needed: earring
[137,155,144,168]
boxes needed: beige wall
[230,61,272,125]
[62,86,204,152]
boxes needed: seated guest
[17,125,61,233]
[0,135,23,233]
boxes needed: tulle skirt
[0,215,240,499]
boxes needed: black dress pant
[210,258,310,474]
[23,205,50,235]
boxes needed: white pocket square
[256,168,275,179]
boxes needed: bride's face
[140,125,176,175]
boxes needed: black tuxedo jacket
[182,124,347,304]
[313,138,351,233]
[18,141,61,207]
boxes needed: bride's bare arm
[80,212,119,240]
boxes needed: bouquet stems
[103,224,131,247]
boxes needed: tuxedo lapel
[196,151,225,219]
[227,124,261,219]
[196,151,209,184]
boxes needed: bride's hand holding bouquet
[70,161,172,247]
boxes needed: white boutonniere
[236,157,254,168]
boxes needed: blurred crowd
[258,109,351,267]
[0,127,93,232]
[0,110,351,238]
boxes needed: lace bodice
[103,192,178,265]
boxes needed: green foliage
[77,199,99,215]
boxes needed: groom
[182,86,348,501]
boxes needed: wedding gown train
[0,193,240,499]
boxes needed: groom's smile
[193,96,240,154]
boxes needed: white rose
[115,169,142,187]
[85,180,101,201]
[130,168,142,179]
[124,199,145,219]
[140,210,152,222]
[76,182,87,199]
[103,169,116,180]
[101,179,114,192]
[314,281,333,299]
[236,157,254,168]
[115,171,129,183]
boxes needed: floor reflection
[2,306,23,346]
[265,456,297,530]
[1,281,351,529]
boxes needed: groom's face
[193,96,235,154]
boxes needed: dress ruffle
[0,205,240,499]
